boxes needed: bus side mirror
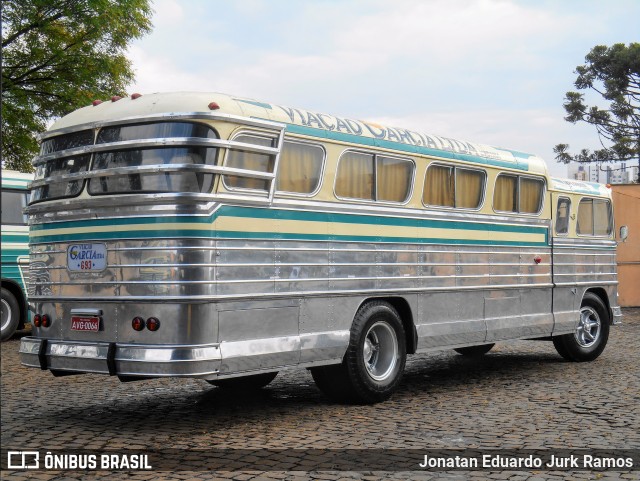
[619,225,628,243]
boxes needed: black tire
[1,287,21,342]
[207,371,278,390]
[311,301,407,404]
[454,343,495,357]
[552,292,610,362]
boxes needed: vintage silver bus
[20,92,623,403]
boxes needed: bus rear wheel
[311,301,407,404]
[552,292,610,362]
[207,372,278,390]
[1,287,20,342]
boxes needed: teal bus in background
[1,169,32,341]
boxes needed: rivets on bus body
[534,256,542,264]
[111,96,123,102]
[132,316,145,331]
[131,93,142,99]
[208,102,220,110]
[92,100,103,106]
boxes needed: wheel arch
[1,279,28,329]
[583,287,612,324]
[356,296,417,355]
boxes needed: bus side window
[276,140,324,195]
[555,197,571,235]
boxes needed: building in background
[612,184,640,307]
[568,162,639,185]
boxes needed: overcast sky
[127,0,639,178]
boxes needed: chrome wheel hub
[575,306,601,348]
[363,321,398,382]
[1,298,11,331]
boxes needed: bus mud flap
[38,339,48,370]
[107,342,117,376]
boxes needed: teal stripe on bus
[30,229,549,247]
[31,205,546,236]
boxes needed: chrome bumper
[611,306,623,325]
[19,337,221,378]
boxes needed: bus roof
[1,169,33,189]
[50,91,549,175]
[550,177,611,197]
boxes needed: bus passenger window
[335,152,375,200]
[494,175,517,212]
[276,141,324,194]
[424,165,454,207]
[593,199,613,236]
[494,174,544,214]
[555,197,571,235]
[335,152,413,203]
[224,134,276,191]
[456,168,484,208]
[377,156,413,202]
[578,198,612,236]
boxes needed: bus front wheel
[311,301,407,404]
[552,292,610,362]
[1,287,20,342]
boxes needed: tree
[554,43,640,182]
[1,0,152,172]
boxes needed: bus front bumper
[19,337,222,378]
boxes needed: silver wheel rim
[363,321,398,381]
[575,306,601,348]
[1,298,12,332]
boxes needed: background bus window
[1,190,28,225]
[555,197,571,235]
[276,141,324,194]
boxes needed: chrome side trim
[27,282,555,303]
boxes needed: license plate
[70,316,100,332]
[67,243,107,271]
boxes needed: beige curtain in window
[225,135,274,190]
[520,178,543,213]
[335,152,374,200]
[456,169,484,208]
[493,175,517,212]
[577,199,594,235]
[378,157,412,202]
[423,165,454,207]
[593,199,612,235]
[277,142,323,194]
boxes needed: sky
[126,0,640,178]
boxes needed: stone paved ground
[1,309,639,481]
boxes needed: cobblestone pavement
[1,309,639,481]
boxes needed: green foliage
[1,0,152,172]
[554,43,640,181]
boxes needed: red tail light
[41,314,51,328]
[132,316,145,331]
[146,317,160,332]
[33,314,41,327]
